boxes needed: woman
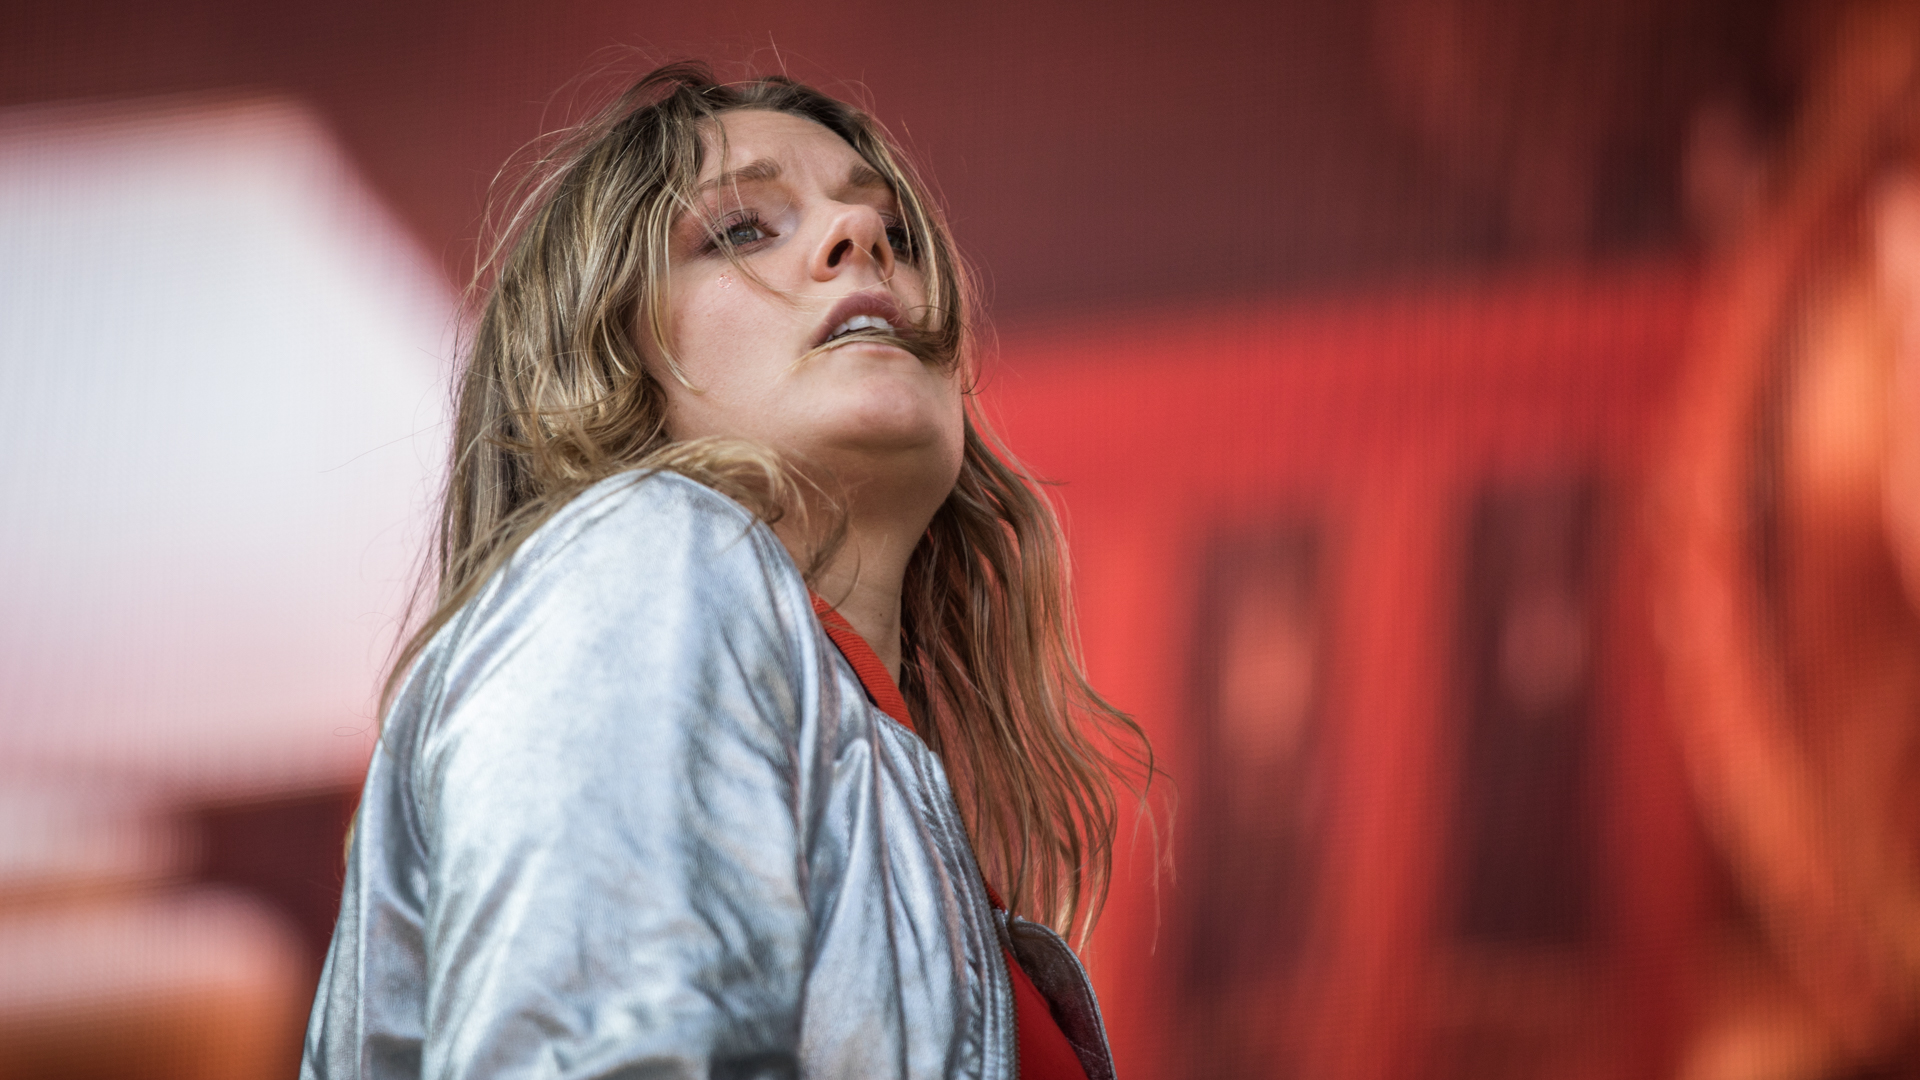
[299,63,1150,1080]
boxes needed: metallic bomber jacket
[300,471,1116,1080]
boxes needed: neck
[776,500,928,685]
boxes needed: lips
[812,290,904,348]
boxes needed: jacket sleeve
[409,475,820,1080]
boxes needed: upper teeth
[828,314,893,340]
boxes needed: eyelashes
[700,210,772,254]
[885,220,915,262]
[698,208,918,263]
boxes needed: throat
[811,593,913,728]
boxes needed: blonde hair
[392,61,1152,942]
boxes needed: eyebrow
[695,158,893,197]
[696,157,783,194]
[844,163,890,193]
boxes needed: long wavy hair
[389,61,1153,943]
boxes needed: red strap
[1005,947,1092,1080]
[809,594,914,728]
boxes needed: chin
[797,403,958,498]
[829,410,955,458]
[825,367,959,447]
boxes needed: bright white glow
[0,96,455,794]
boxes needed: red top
[810,595,1092,1080]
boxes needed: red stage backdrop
[983,261,1704,1080]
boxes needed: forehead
[700,109,876,184]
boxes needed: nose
[809,201,895,283]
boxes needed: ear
[1873,172,1920,610]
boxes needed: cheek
[900,267,933,325]
[665,279,729,374]
[643,281,734,439]
[665,279,771,386]
[937,379,967,473]
[653,277,800,440]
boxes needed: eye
[884,218,915,262]
[706,211,773,253]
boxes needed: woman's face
[649,109,964,506]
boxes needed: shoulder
[388,470,820,752]
[517,469,782,582]
[482,469,807,636]
[389,469,830,815]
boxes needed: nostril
[826,238,853,268]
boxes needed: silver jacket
[301,472,1116,1080]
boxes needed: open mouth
[812,290,906,348]
[824,313,895,342]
